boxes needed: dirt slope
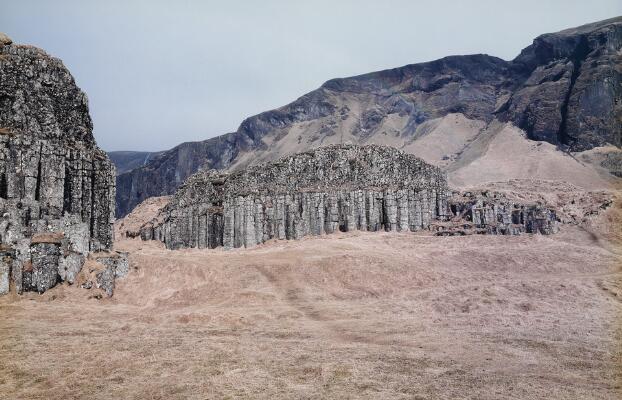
[114,195,170,239]
[447,122,619,190]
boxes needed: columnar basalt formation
[139,145,559,250]
[0,35,122,295]
[141,145,447,249]
[434,191,558,236]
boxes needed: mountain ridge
[114,16,622,217]
[108,151,161,175]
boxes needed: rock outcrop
[504,17,622,149]
[115,135,236,217]
[0,36,124,295]
[434,190,558,236]
[114,17,622,217]
[139,145,558,250]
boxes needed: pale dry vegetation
[1,200,621,399]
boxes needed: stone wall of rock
[139,145,559,249]
[146,187,449,250]
[433,190,559,236]
[0,36,120,295]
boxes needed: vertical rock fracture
[0,35,123,295]
[140,145,558,250]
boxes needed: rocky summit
[138,145,558,250]
[0,35,126,296]
[114,17,622,217]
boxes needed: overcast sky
[1,1,620,151]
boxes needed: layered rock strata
[0,36,123,295]
[139,145,558,250]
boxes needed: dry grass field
[1,199,621,399]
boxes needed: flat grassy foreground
[1,226,621,399]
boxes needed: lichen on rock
[0,38,123,295]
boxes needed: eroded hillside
[114,17,622,217]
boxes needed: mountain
[107,151,161,175]
[115,136,236,216]
[114,17,622,217]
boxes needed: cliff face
[113,17,622,217]
[504,17,622,149]
[138,145,558,250]
[0,38,121,295]
[107,150,162,175]
[115,135,237,216]
[142,145,449,249]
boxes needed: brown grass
[1,214,621,399]
[114,196,170,239]
[0,127,14,136]
[30,232,64,244]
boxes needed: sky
[1,1,621,152]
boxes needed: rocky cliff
[115,136,236,216]
[138,145,558,250]
[505,17,622,149]
[115,17,622,217]
[0,35,124,296]
[107,150,161,175]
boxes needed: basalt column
[143,145,450,249]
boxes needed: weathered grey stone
[58,252,85,284]
[0,264,9,295]
[95,252,130,280]
[143,145,450,249]
[0,39,117,295]
[141,145,561,248]
[114,253,129,278]
[30,242,60,293]
[61,215,90,256]
[0,248,11,295]
[11,239,29,294]
[95,264,115,297]
[433,190,558,236]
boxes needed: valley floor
[1,224,621,399]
